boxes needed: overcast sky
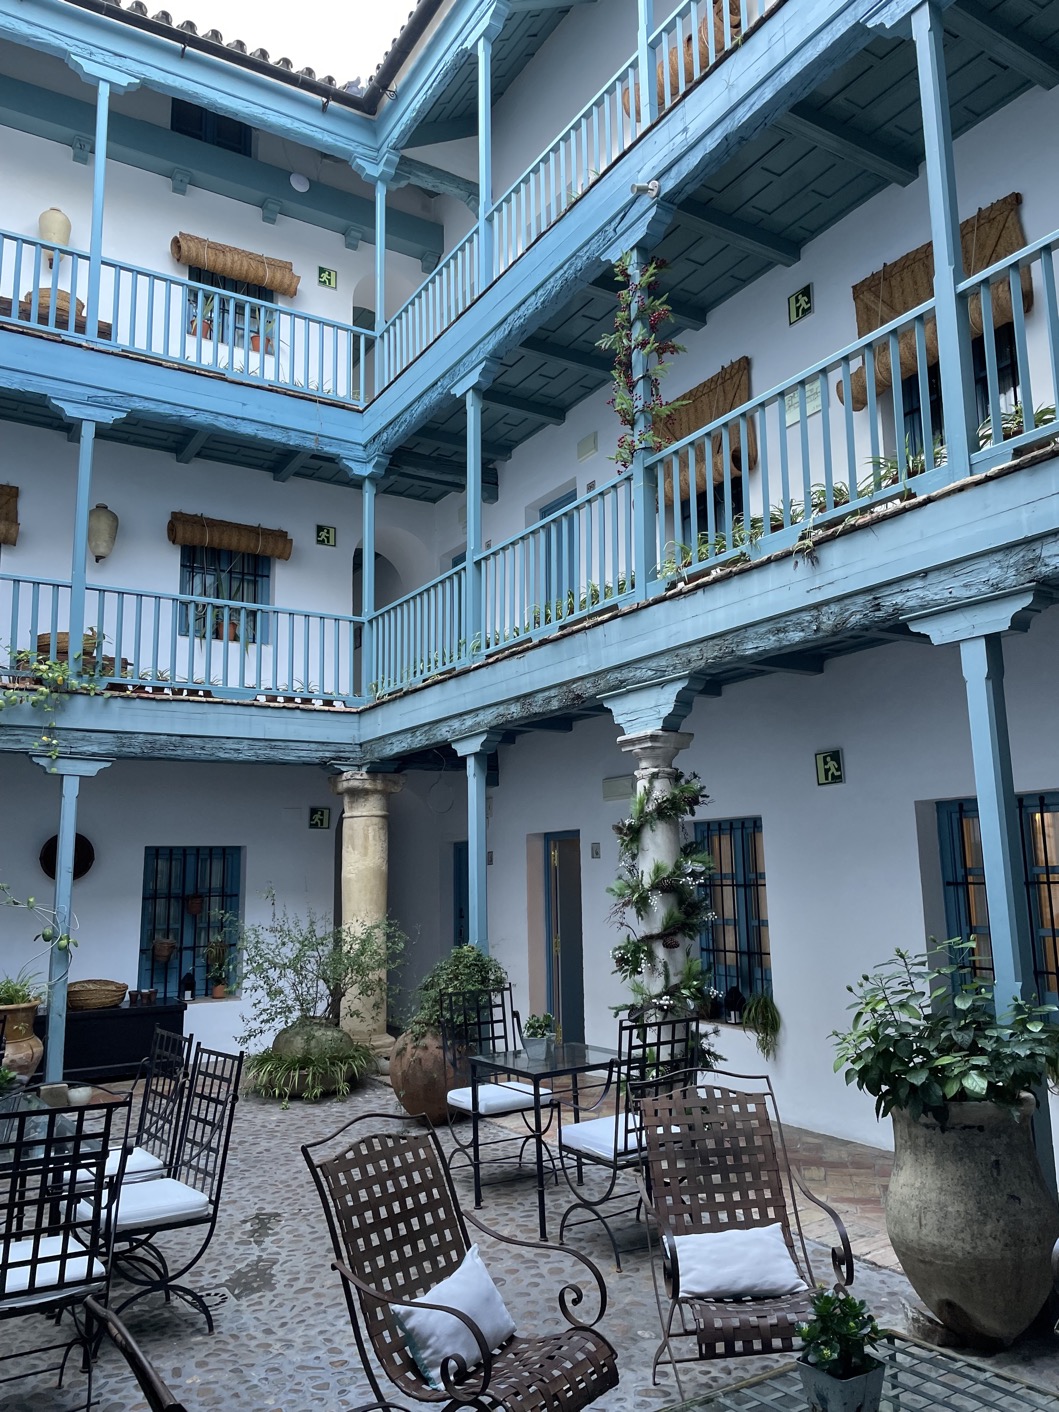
[173,0,417,83]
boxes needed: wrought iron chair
[441,986,556,1208]
[89,1026,193,1190]
[101,1044,243,1331]
[637,1069,854,1399]
[557,1013,696,1269]
[303,1110,618,1412]
[0,1093,132,1411]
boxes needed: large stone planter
[886,1094,1059,1347]
[269,1017,365,1099]
[0,1001,43,1078]
[389,1029,454,1124]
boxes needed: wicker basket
[67,979,128,1011]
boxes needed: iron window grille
[938,794,1059,998]
[138,845,241,1000]
[185,267,274,345]
[178,545,270,645]
[695,817,772,998]
[902,325,1019,458]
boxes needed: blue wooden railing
[0,229,376,404]
[4,228,1056,708]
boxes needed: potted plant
[522,1012,555,1059]
[235,890,405,1102]
[833,943,1059,1347]
[389,944,509,1123]
[0,968,44,1079]
[205,936,230,999]
[742,990,782,1061]
[189,293,215,339]
[797,1285,884,1412]
[250,308,276,354]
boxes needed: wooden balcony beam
[520,337,612,375]
[946,0,1059,88]
[482,389,565,425]
[775,104,919,185]
[672,201,801,266]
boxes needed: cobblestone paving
[2,1079,1057,1411]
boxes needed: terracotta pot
[212,983,227,999]
[886,1094,1059,1347]
[389,1030,455,1124]
[152,938,178,963]
[0,1000,43,1078]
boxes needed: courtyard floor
[3,1076,1059,1411]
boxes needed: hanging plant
[2,647,103,764]
[742,990,782,1061]
[597,253,685,470]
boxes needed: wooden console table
[32,999,187,1082]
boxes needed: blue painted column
[454,731,503,954]
[68,420,97,673]
[360,474,376,698]
[628,247,658,603]
[477,33,494,290]
[636,0,659,128]
[911,2,978,471]
[454,360,502,657]
[86,79,111,341]
[907,588,1054,1190]
[374,178,388,344]
[30,756,112,1082]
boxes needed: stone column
[331,769,403,1055]
[618,729,694,965]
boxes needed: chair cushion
[447,1081,552,1116]
[1,1234,106,1307]
[78,1176,211,1231]
[560,1114,641,1161]
[397,1244,516,1390]
[77,1145,165,1188]
[673,1223,807,1299]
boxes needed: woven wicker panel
[624,0,743,117]
[0,484,18,546]
[167,511,293,561]
[641,1080,814,1361]
[169,232,300,297]
[841,192,1031,409]
[659,356,757,504]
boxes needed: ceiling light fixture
[289,172,311,193]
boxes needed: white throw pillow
[673,1223,807,1299]
[398,1244,516,1389]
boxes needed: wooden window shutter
[659,356,757,504]
[0,484,18,546]
[167,512,293,561]
[170,233,300,298]
[840,192,1032,410]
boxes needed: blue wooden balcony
[5,221,1056,716]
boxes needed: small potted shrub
[522,1012,555,1059]
[390,944,509,1123]
[0,969,44,1079]
[797,1285,884,1412]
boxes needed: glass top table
[468,1043,618,1240]
[661,1337,1058,1410]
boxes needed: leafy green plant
[742,990,782,1061]
[234,889,406,1049]
[0,884,77,980]
[244,1047,374,1103]
[797,1285,881,1379]
[524,1012,555,1038]
[978,401,1056,448]
[404,944,509,1044]
[597,253,685,470]
[0,1066,18,1090]
[2,649,102,763]
[833,943,1059,1125]
[0,968,42,1006]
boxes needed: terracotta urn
[389,1030,455,1124]
[0,1000,44,1078]
[886,1094,1059,1347]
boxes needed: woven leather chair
[441,986,555,1208]
[638,1070,854,1399]
[303,1110,619,1412]
[84,1296,188,1412]
[557,1013,695,1270]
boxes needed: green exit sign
[318,266,338,288]
[316,525,337,547]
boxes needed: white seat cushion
[1,1234,105,1307]
[447,1081,552,1116]
[77,1145,165,1189]
[78,1176,210,1231]
[673,1224,808,1299]
[561,1114,641,1161]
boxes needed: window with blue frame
[185,267,272,343]
[695,818,771,999]
[901,325,1019,459]
[178,545,270,644]
[937,794,1059,997]
[138,846,242,1000]
[171,99,252,157]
